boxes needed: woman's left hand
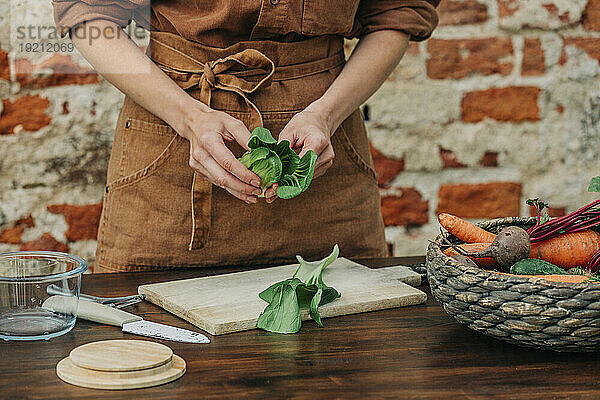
[265,106,335,203]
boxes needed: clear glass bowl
[0,251,87,341]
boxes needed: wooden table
[2,257,600,399]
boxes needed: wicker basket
[427,216,600,352]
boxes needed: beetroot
[453,226,531,270]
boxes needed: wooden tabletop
[3,257,600,399]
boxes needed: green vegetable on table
[239,127,317,199]
[257,245,341,334]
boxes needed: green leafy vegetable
[249,150,282,196]
[526,198,550,225]
[248,126,277,149]
[256,279,302,334]
[239,147,270,169]
[277,151,317,199]
[568,267,590,276]
[257,245,341,334]
[273,140,300,177]
[588,176,600,193]
[238,127,316,199]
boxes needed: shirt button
[270,0,279,4]
[125,120,131,128]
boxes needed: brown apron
[95,32,386,273]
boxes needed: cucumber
[510,259,566,275]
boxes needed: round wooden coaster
[56,354,186,390]
[69,340,173,372]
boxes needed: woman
[53,0,439,272]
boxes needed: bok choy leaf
[256,279,302,334]
[276,151,317,199]
[257,245,341,333]
[248,126,277,149]
[238,127,316,199]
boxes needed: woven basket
[427,216,600,352]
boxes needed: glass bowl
[0,251,87,341]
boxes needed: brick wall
[369,0,600,256]
[1,0,599,267]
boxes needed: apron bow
[197,49,275,129]
[151,37,275,129]
[202,63,217,89]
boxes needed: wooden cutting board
[138,258,426,335]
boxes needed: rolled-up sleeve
[350,0,440,41]
[52,0,149,37]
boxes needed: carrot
[529,230,600,268]
[529,275,595,283]
[496,272,596,284]
[443,243,495,266]
[438,213,496,243]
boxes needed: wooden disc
[56,354,186,390]
[69,340,173,372]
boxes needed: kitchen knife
[43,296,210,344]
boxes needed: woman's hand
[174,99,263,204]
[262,105,334,204]
[278,105,336,178]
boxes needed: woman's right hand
[172,99,263,204]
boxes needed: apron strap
[150,36,276,251]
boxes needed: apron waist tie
[150,33,345,129]
[153,44,274,129]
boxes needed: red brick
[0,50,9,81]
[20,233,70,252]
[528,205,566,217]
[438,0,488,25]
[381,188,429,226]
[0,214,35,244]
[522,38,545,76]
[426,38,513,79]
[542,3,570,22]
[47,203,102,241]
[439,147,466,168]
[437,182,522,218]
[461,86,541,123]
[0,226,25,244]
[369,143,405,187]
[584,0,600,31]
[558,50,567,66]
[497,0,519,18]
[15,54,99,89]
[15,214,35,228]
[479,151,499,167]
[560,38,600,65]
[0,95,52,135]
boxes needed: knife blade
[43,296,210,344]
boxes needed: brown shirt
[53,0,440,46]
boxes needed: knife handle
[43,296,143,327]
